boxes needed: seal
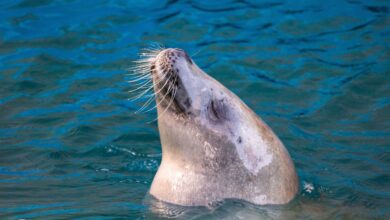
[143,48,298,206]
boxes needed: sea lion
[143,48,298,206]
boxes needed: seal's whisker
[127,73,151,83]
[127,73,153,90]
[140,92,160,101]
[141,46,162,51]
[132,89,156,113]
[148,86,177,124]
[136,70,174,113]
[128,64,151,75]
[129,71,170,101]
[142,78,168,98]
[128,79,152,94]
[128,58,154,68]
[135,93,156,113]
[130,62,152,68]
[138,49,162,59]
[127,44,166,115]
[191,48,203,58]
[130,85,155,101]
[127,89,154,101]
[126,67,150,77]
[144,78,175,113]
[137,73,172,112]
[129,65,150,71]
[129,78,152,87]
[142,45,164,51]
[129,86,157,102]
[138,53,158,58]
[149,42,164,48]
[132,59,152,63]
[141,46,164,53]
[135,84,167,113]
[128,78,151,87]
[126,72,147,77]
[128,68,150,76]
[139,53,158,57]
[151,72,173,96]
[135,55,156,60]
[126,69,149,76]
[126,72,149,78]
[140,84,169,100]
[143,91,168,113]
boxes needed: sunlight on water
[0,0,389,219]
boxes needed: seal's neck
[157,108,241,179]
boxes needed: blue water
[0,0,389,219]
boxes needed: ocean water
[0,0,389,219]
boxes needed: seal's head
[150,48,233,120]
[144,48,298,206]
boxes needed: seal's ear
[207,99,228,122]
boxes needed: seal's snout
[151,48,195,115]
[153,48,193,83]
[158,48,192,65]
[174,48,193,64]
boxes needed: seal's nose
[174,48,192,64]
[166,48,192,64]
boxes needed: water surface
[0,0,389,219]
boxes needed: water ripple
[0,0,389,219]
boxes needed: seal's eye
[208,99,227,122]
